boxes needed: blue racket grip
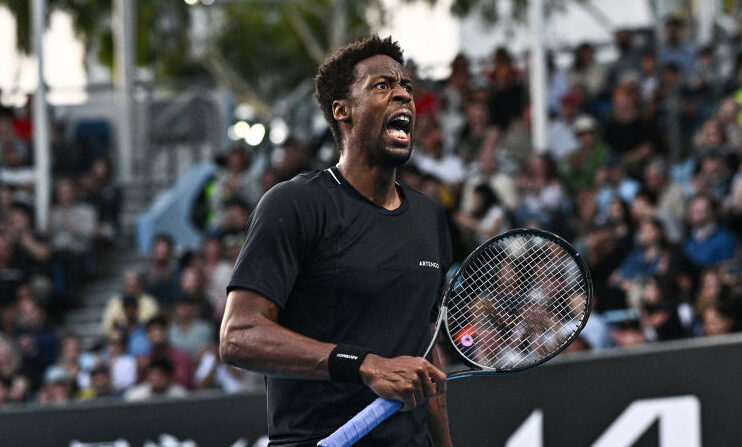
[317,398,403,447]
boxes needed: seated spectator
[692,151,734,202]
[411,115,466,185]
[44,334,95,392]
[100,271,158,335]
[195,342,264,394]
[0,235,26,308]
[15,296,58,388]
[0,143,34,194]
[567,42,607,101]
[36,368,73,406]
[201,236,233,321]
[143,315,193,389]
[168,297,212,360]
[82,156,123,243]
[142,234,179,306]
[99,329,137,391]
[513,154,567,229]
[643,158,687,243]
[48,177,97,293]
[211,200,251,261]
[702,300,738,336]
[684,195,737,268]
[124,357,187,401]
[603,85,656,175]
[4,202,51,278]
[563,115,612,192]
[638,275,686,342]
[0,336,31,403]
[210,145,261,220]
[77,364,120,401]
[547,89,582,162]
[460,128,518,211]
[595,158,641,215]
[454,184,508,251]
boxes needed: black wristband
[327,344,371,383]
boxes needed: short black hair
[148,356,174,376]
[145,314,168,331]
[315,35,404,147]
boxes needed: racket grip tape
[317,398,403,447]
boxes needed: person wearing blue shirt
[684,195,737,267]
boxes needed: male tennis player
[220,35,453,447]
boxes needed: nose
[393,84,412,103]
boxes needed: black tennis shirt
[228,167,452,447]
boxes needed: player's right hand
[359,354,447,411]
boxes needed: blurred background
[1,0,741,445]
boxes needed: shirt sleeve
[227,181,319,309]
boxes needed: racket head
[441,228,592,376]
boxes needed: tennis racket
[317,228,592,447]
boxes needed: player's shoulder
[258,169,336,209]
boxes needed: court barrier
[3,334,742,446]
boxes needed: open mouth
[386,113,412,144]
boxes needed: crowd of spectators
[4,14,742,407]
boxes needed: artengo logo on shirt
[419,260,440,269]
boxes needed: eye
[375,82,389,90]
[403,84,413,94]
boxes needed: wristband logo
[336,353,359,360]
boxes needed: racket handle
[317,398,402,447]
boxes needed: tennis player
[220,35,453,447]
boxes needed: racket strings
[446,234,589,371]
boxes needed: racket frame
[433,228,593,378]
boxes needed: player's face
[347,55,415,167]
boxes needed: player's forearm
[219,312,334,380]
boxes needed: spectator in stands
[0,143,34,196]
[715,97,742,150]
[607,29,642,89]
[82,156,123,243]
[44,334,95,393]
[168,296,212,360]
[99,328,137,391]
[454,184,508,252]
[201,236,232,321]
[274,137,312,182]
[694,268,724,324]
[563,115,612,192]
[211,200,250,262]
[0,336,31,403]
[411,115,466,185]
[513,154,567,229]
[0,235,26,308]
[440,54,471,145]
[144,315,193,389]
[36,369,73,406]
[124,357,187,401]
[724,167,742,233]
[48,177,97,295]
[142,234,179,306]
[460,130,518,212]
[639,51,660,103]
[15,295,57,388]
[100,271,158,335]
[643,158,687,243]
[194,338,263,394]
[692,151,734,202]
[211,144,260,218]
[456,103,489,164]
[77,364,119,401]
[568,42,607,101]
[684,195,737,268]
[702,300,738,336]
[603,85,656,174]
[487,47,525,130]
[4,203,50,278]
[639,275,686,342]
[548,89,582,163]
[659,15,696,74]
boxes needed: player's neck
[336,157,400,210]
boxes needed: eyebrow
[371,75,413,85]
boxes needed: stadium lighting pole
[113,0,135,184]
[528,0,548,152]
[31,0,50,232]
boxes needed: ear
[332,99,350,123]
